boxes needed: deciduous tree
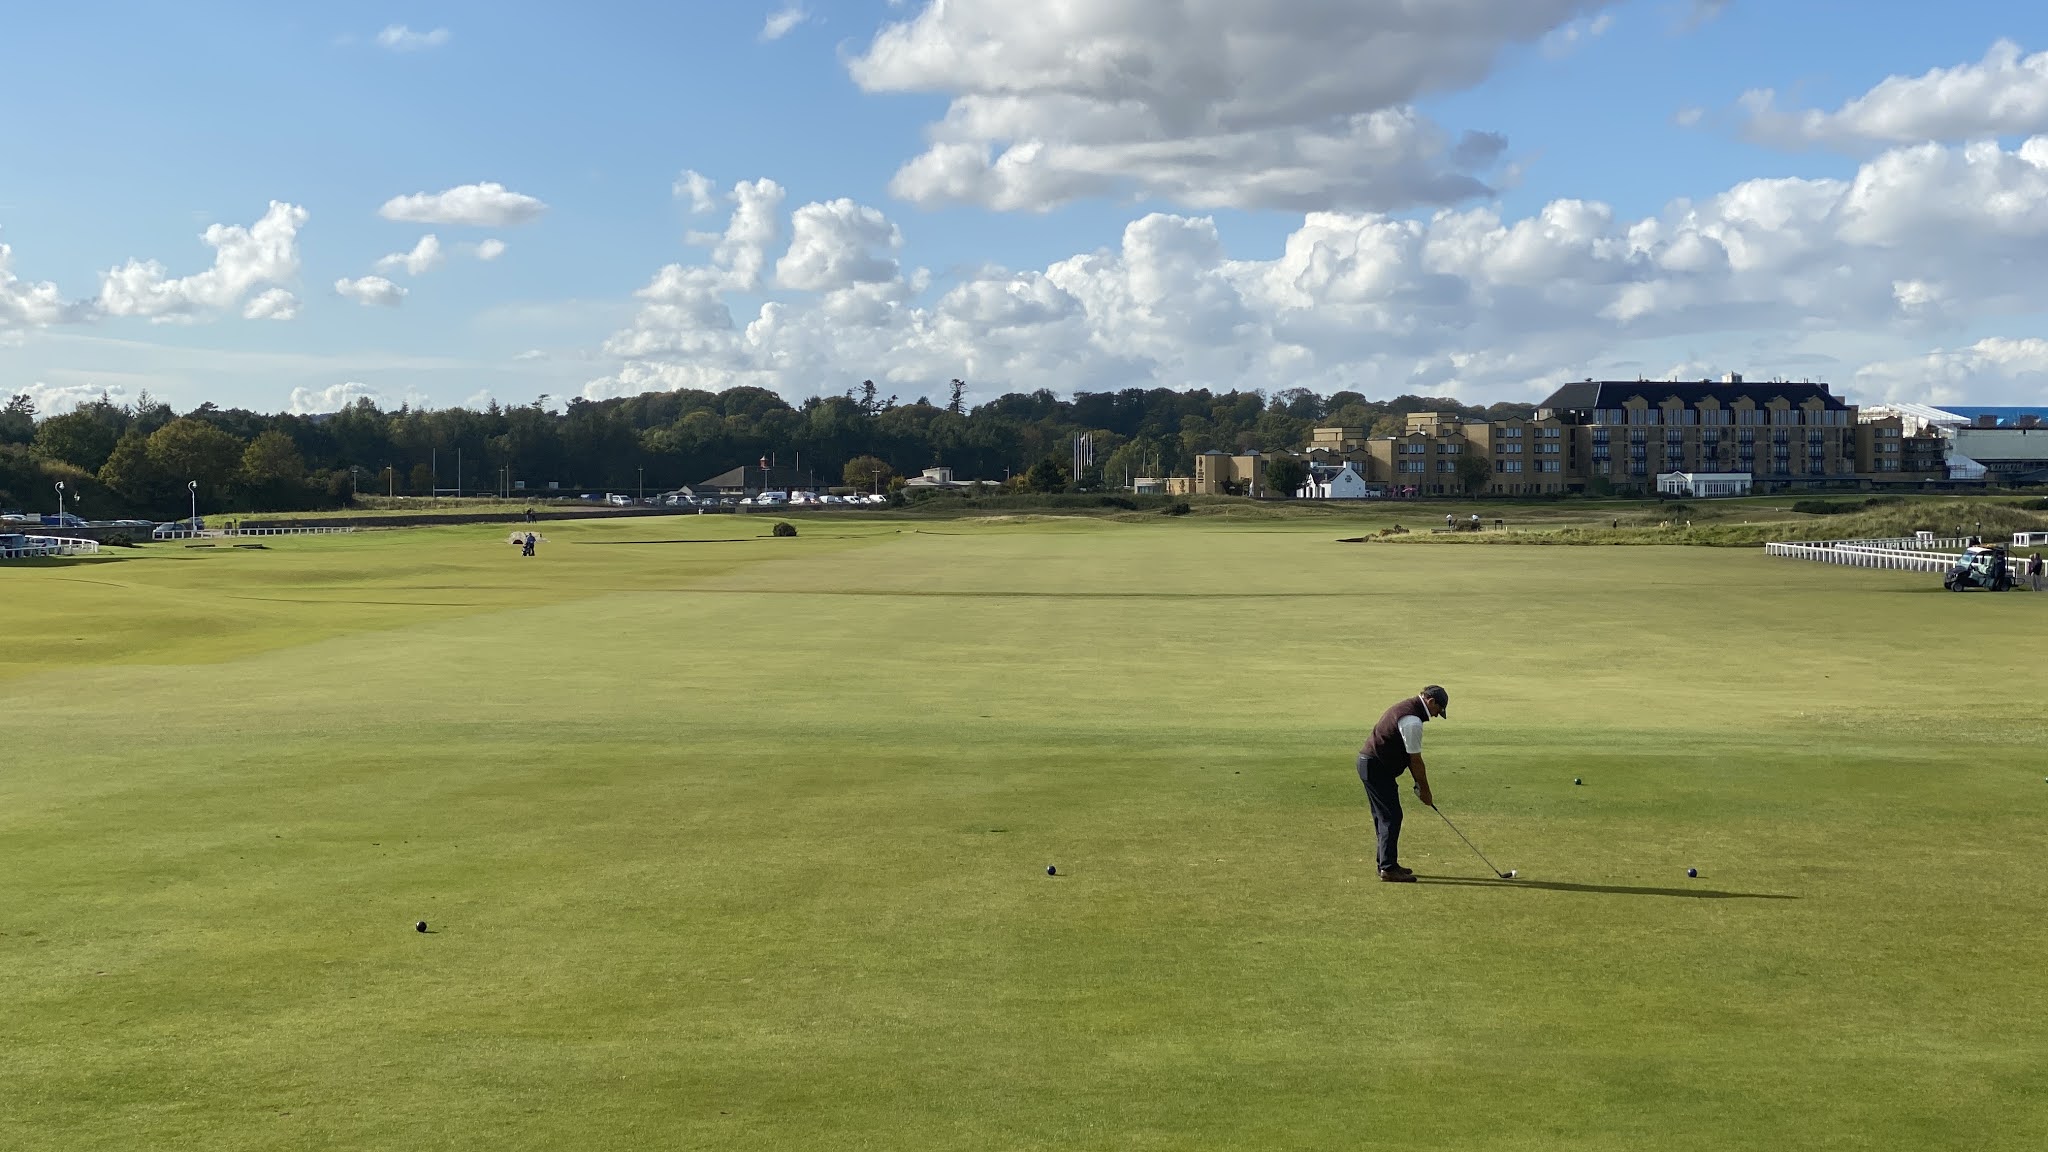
[1265,456,1309,498]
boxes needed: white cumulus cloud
[1854,337,2048,405]
[1745,40,2048,150]
[17,380,132,416]
[288,381,384,414]
[673,170,718,214]
[376,234,445,276]
[474,238,507,261]
[379,183,548,227]
[760,4,808,42]
[377,25,451,52]
[585,137,2048,407]
[0,242,80,329]
[242,288,300,321]
[775,200,903,291]
[335,275,407,307]
[97,201,308,323]
[847,0,1617,212]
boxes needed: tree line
[0,382,1532,518]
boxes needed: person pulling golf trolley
[1357,684,1515,882]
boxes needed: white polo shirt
[1398,699,1427,754]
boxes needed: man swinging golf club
[1358,685,1448,882]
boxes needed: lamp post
[349,466,361,499]
[638,466,644,504]
[188,479,198,533]
[54,480,66,524]
[871,468,881,496]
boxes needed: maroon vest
[1361,695,1429,769]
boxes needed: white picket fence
[0,535,102,559]
[1764,541,1960,573]
[1764,535,1982,575]
[153,525,358,541]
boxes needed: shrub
[1794,495,1911,516]
[1164,501,1192,516]
[771,521,797,537]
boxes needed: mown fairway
[4,515,2046,1150]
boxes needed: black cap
[1421,685,1449,717]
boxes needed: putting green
[4,516,2045,1150]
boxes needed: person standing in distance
[1358,685,1449,882]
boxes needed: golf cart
[1943,544,2014,592]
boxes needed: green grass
[5,516,2047,1150]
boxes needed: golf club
[1418,790,1514,878]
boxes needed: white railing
[152,525,357,540]
[1765,540,1960,573]
[1778,535,1973,551]
[0,535,101,559]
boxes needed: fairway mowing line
[225,595,486,607]
[579,535,870,545]
[683,587,1401,600]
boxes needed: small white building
[1300,461,1373,499]
[901,467,994,492]
[1656,471,1753,498]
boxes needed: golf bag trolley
[1943,544,2014,592]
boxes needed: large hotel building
[1175,376,1948,497]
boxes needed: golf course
[5,512,2046,1151]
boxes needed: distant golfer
[2029,551,2044,592]
[1357,685,1449,883]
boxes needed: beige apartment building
[1167,449,1279,497]
[1281,378,1946,496]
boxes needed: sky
[7,0,2048,417]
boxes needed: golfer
[2030,551,2045,593]
[1358,685,1449,882]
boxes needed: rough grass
[5,517,2048,1150]
[1373,497,2048,547]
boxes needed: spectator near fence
[2030,551,2044,592]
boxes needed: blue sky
[6,0,2048,414]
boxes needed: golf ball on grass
[1686,868,1698,879]
[1505,870,1518,878]
[415,921,428,933]
[1046,865,1057,876]
[1573,778,1582,786]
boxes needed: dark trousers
[1358,755,1405,872]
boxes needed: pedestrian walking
[1357,685,1450,882]
[523,532,537,556]
[2030,550,2045,592]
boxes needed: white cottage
[1300,461,1372,499]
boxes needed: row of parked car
[655,491,889,509]
[1,512,161,530]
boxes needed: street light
[54,480,66,524]
[188,480,199,533]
